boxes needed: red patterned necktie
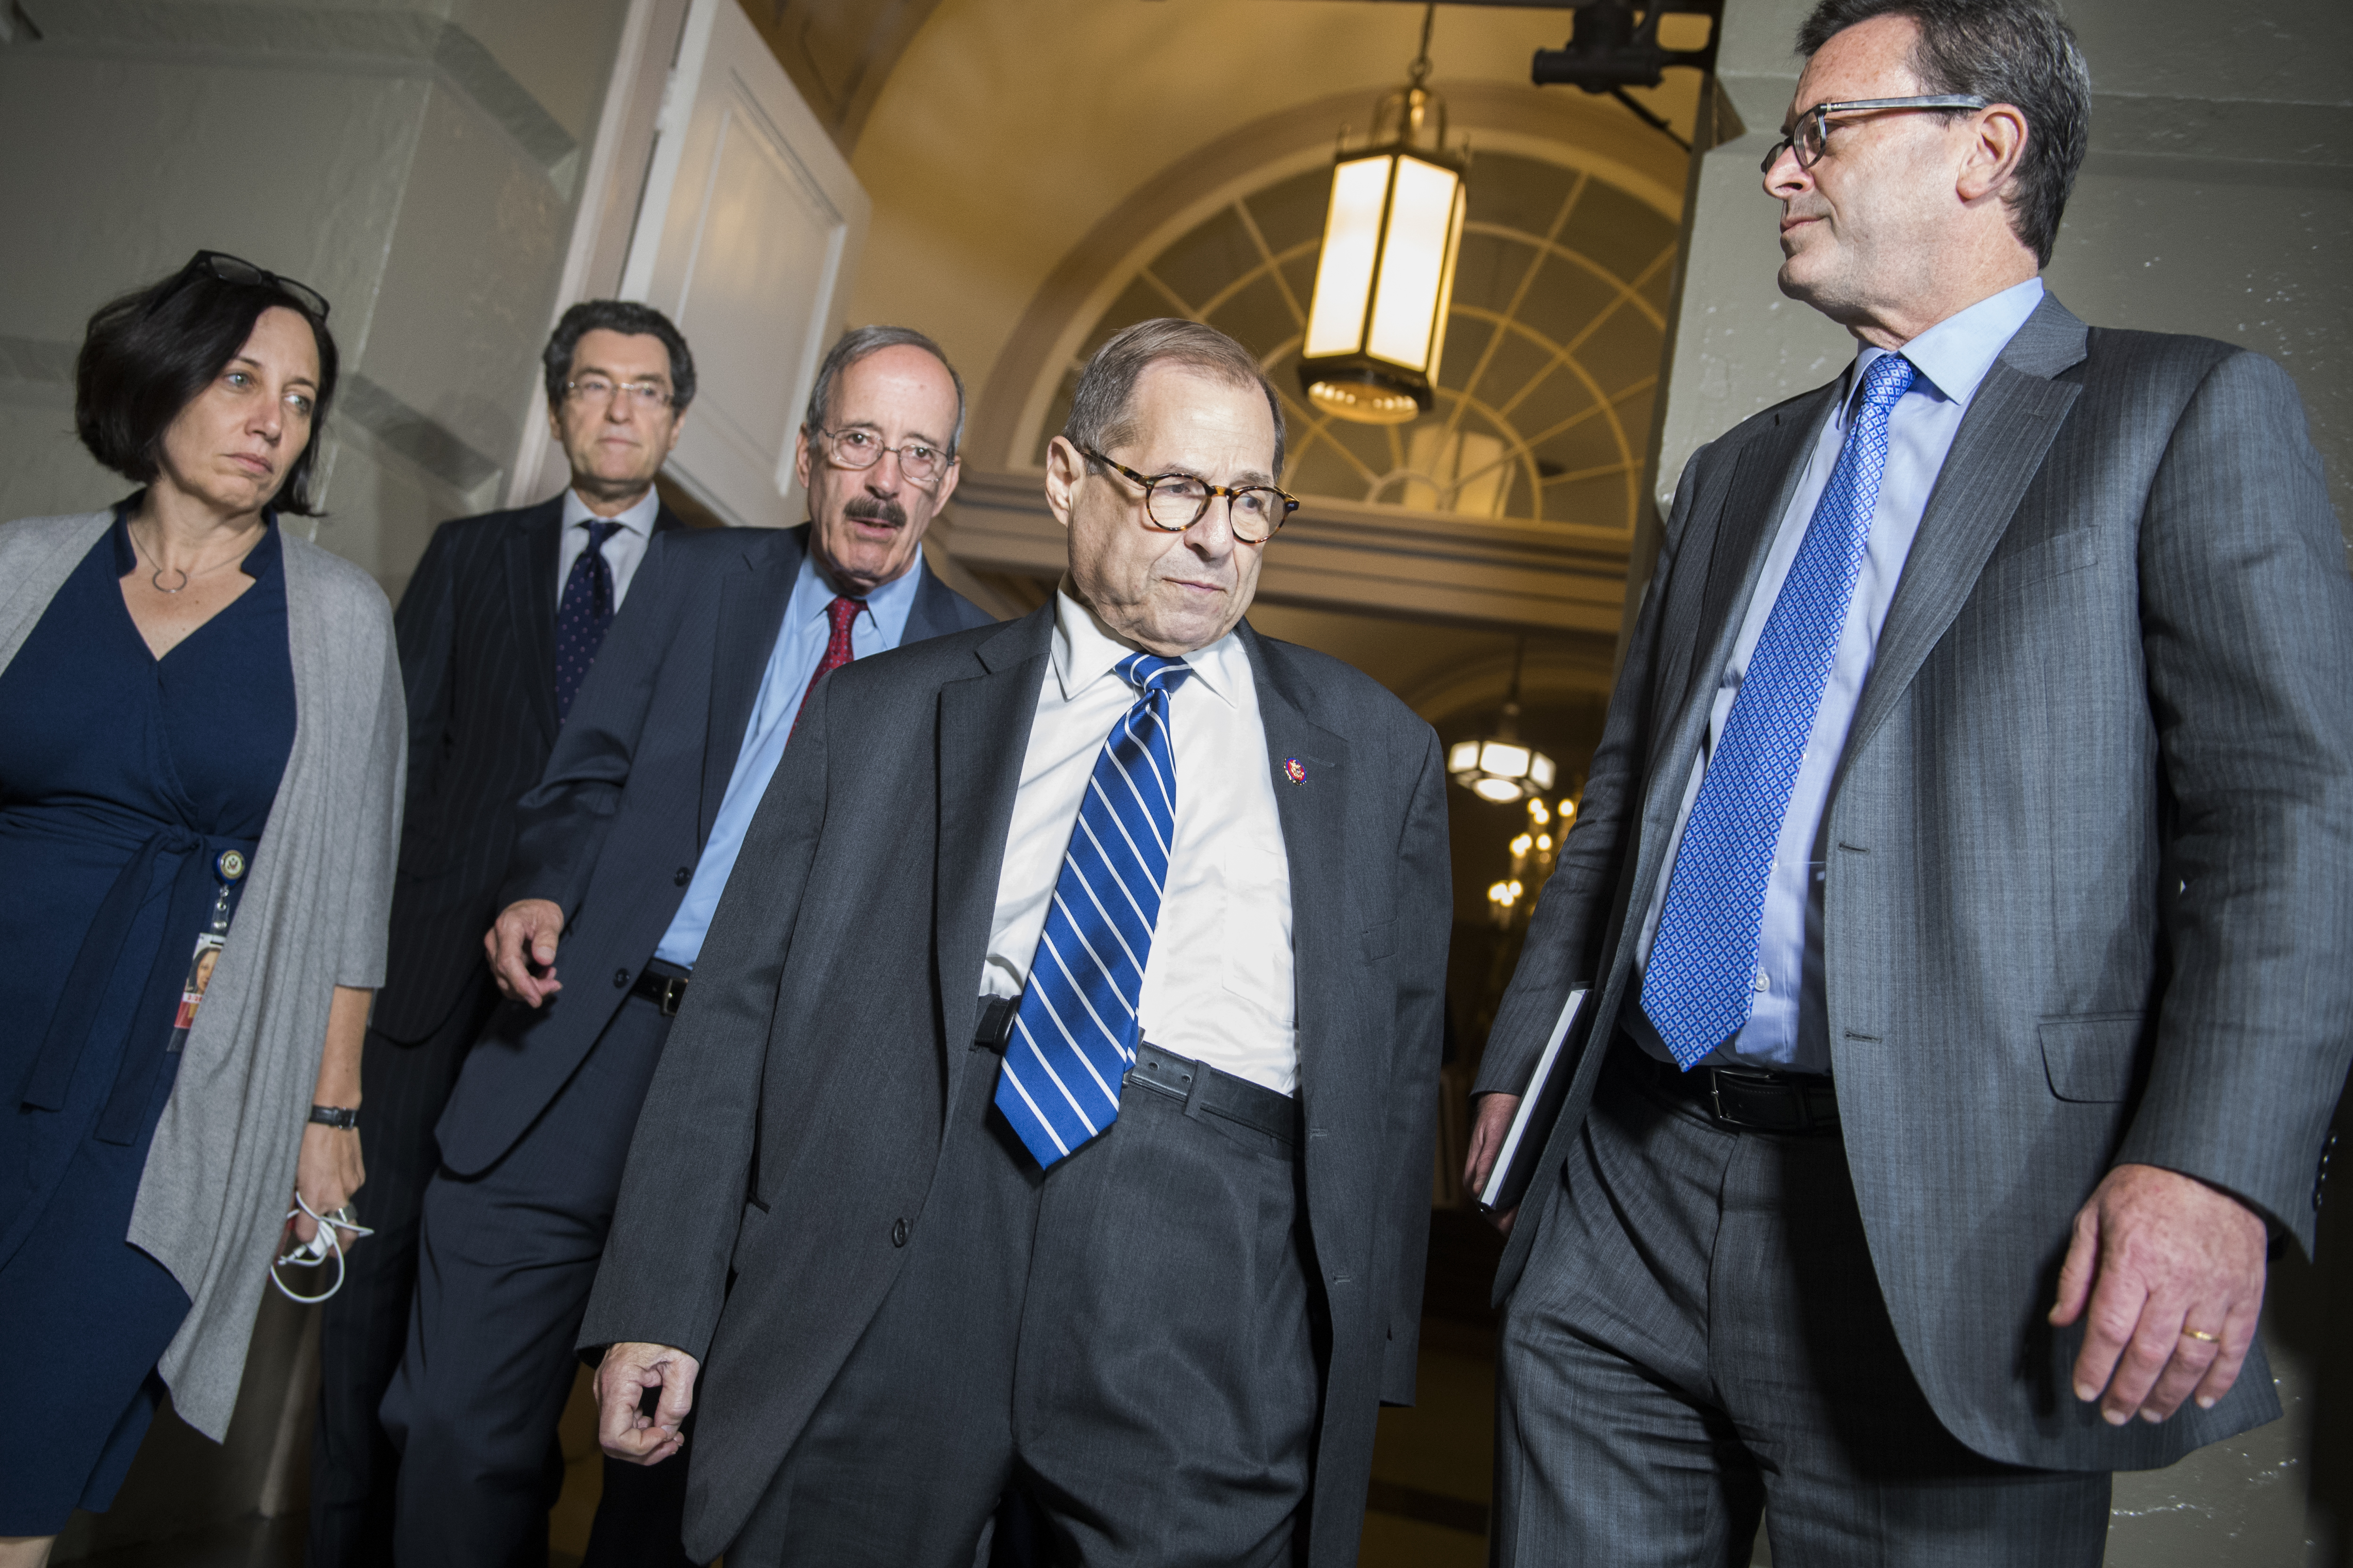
[791,594,866,734]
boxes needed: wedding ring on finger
[2180,1327,2220,1344]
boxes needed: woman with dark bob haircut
[0,252,403,1554]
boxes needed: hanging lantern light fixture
[1448,639,1557,805]
[1298,5,1469,426]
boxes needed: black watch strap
[309,1104,360,1129]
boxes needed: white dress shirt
[981,589,1298,1094]
[1631,277,2046,1073]
[556,484,662,608]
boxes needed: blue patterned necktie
[995,651,1192,1169]
[554,520,621,723]
[1642,353,1917,1068]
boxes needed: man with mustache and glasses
[383,326,993,1567]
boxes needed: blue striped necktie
[995,651,1191,1169]
[1641,352,1917,1068]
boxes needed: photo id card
[169,931,225,1053]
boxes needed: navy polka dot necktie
[554,520,621,724]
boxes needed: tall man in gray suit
[382,326,994,1565]
[1466,1,2353,1562]
[578,319,1452,1567]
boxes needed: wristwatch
[309,1104,360,1130]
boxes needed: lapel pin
[1282,757,1306,785]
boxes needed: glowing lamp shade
[1300,139,1466,425]
[1450,730,1556,807]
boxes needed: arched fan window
[1031,152,1679,533]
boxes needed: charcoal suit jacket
[372,494,684,1044]
[1474,292,2353,1472]
[432,524,992,1176]
[577,606,1453,1565]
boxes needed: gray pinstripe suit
[1476,294,2353,1558]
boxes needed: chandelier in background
[1297,3,1469,426]
[1447,639,1555,805]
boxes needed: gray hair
[802,324,966,454]
[1796,0,2091,268]
[1064,318,1287,480]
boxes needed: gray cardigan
[0,510,404,1440]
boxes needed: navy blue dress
[0,507,296,1531]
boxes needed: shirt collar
[788,543,927,647]
[1852,275,2045,413]
[1050,583,1244,710]
[561,483,663,537]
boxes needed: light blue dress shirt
[654,546,926,968]
[1631,277,2045,1072]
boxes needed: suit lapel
[904,563,960,642]
[699,529,804,842]
[1647,394,1830,786]
[1829,308,2087,799]
[1237,626,1351,1127]
[935,609,1055,1088]
[508,498,564,745]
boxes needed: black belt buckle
[973,994,1019,1053]
[635,969,689,1017]
[1704,1065,1834,1135]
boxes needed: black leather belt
[1128,1042,1300,1148]
[971,996,1297,1148]
[631,958,691,1017]
[1618,1030,1840,1136]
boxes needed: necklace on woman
[129,518,260,594]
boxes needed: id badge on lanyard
[168,849,246,1053]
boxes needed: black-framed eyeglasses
[564,376,677,410]
[1760,94,1990,173]
[1081,447,1297,545]
[154,249,333,320]
[815,426,953,488]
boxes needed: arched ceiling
[836,0,1700,432]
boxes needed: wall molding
[12,1,581,191]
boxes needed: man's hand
[596,1342,700,1465]
[486,898,566,1005]
[1464,1093,1522,1236]
[2049,1162,2268,1426]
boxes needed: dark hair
[1796,0,2090,267]
[1064,319,1286,479]
[803,325,967,455]
[76,266,341,515]
[542,299,697,412]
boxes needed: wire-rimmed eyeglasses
[1760,94,1990,173]
[564,376,677,411]
[815,426,953,488]
[1082,447,1297,544]
[153,250,332,321]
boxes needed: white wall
[0,0,636,607]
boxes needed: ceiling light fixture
[1298,4,1468,427]
[1447,638,1556,805]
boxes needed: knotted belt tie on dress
[19,821,258,1145]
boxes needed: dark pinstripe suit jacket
[578,610,1452,1565]
[1476,293,2353,1471]
[432,524,993,1176]
[374,495,684,1043]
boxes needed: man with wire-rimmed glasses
[1469,0,2352,1561]
[382,324,992,1566]
[576,317,1452,1568]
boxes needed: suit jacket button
[675,867,692,886]
[614,969,630,988]
[891,1218,910,1247]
